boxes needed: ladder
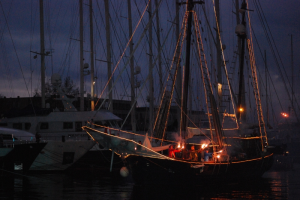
[193,12,224,149]
[152,13,187,142]
[247,39,267,149]
[219,45,239,128]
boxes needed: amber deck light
[239,107,244,112]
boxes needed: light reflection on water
[1,166,300,200]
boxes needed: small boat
[0,127,46,176]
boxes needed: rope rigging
[253,0,300,123]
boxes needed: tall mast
[89,0,95,111]
[175,0,181,133]
[155,0,162,97]
[105,0,113,112]
[149,1,154,135]
[215,0,223,111]
[39,0,45,108]
[181,0,194,135]
[79,0,84,111]
[291,34,294,113]
[265,50,269,126]
[127,0,136,132]
[235,0,241,46]
[236,0,247,121]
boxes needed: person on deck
[204,149,210,161]
[182,144,190,159]
[189,145,198,161]
[197,148,203,161]
[168,145,180,158]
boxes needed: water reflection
[130,178,275,200]
[0,168,299,199]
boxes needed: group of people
[168,144,205,161]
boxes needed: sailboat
[84,0,273,183]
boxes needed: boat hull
[0,142,47,176]
[29,140,95,171]
[126,153,274,184]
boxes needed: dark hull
[126,153,274,184]
[68,150,123,173]
[0,142,47,176]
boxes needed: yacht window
[13,123,22,130]
[2,134,14,140]
[25,123,31,130]
[40,122,49,130]
[63,122,73,129]
[75,122,82,131]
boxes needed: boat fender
[120,166,129,177]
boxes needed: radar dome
[235,24,246,35]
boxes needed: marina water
[1,159,299,199]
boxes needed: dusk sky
[0,0,299,125]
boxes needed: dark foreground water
[1,161,300,199]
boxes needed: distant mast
[127,0,136,132]
[89,0,95,111]
[105,0,113,112]
[291,34,294,114]
[79,0,84,111]
[39,0,45,108]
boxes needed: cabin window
[13,123,22,130]
[25,123,31,130]
[0,123,7,127]
[63,122,73,129]
[40,122,49,130]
